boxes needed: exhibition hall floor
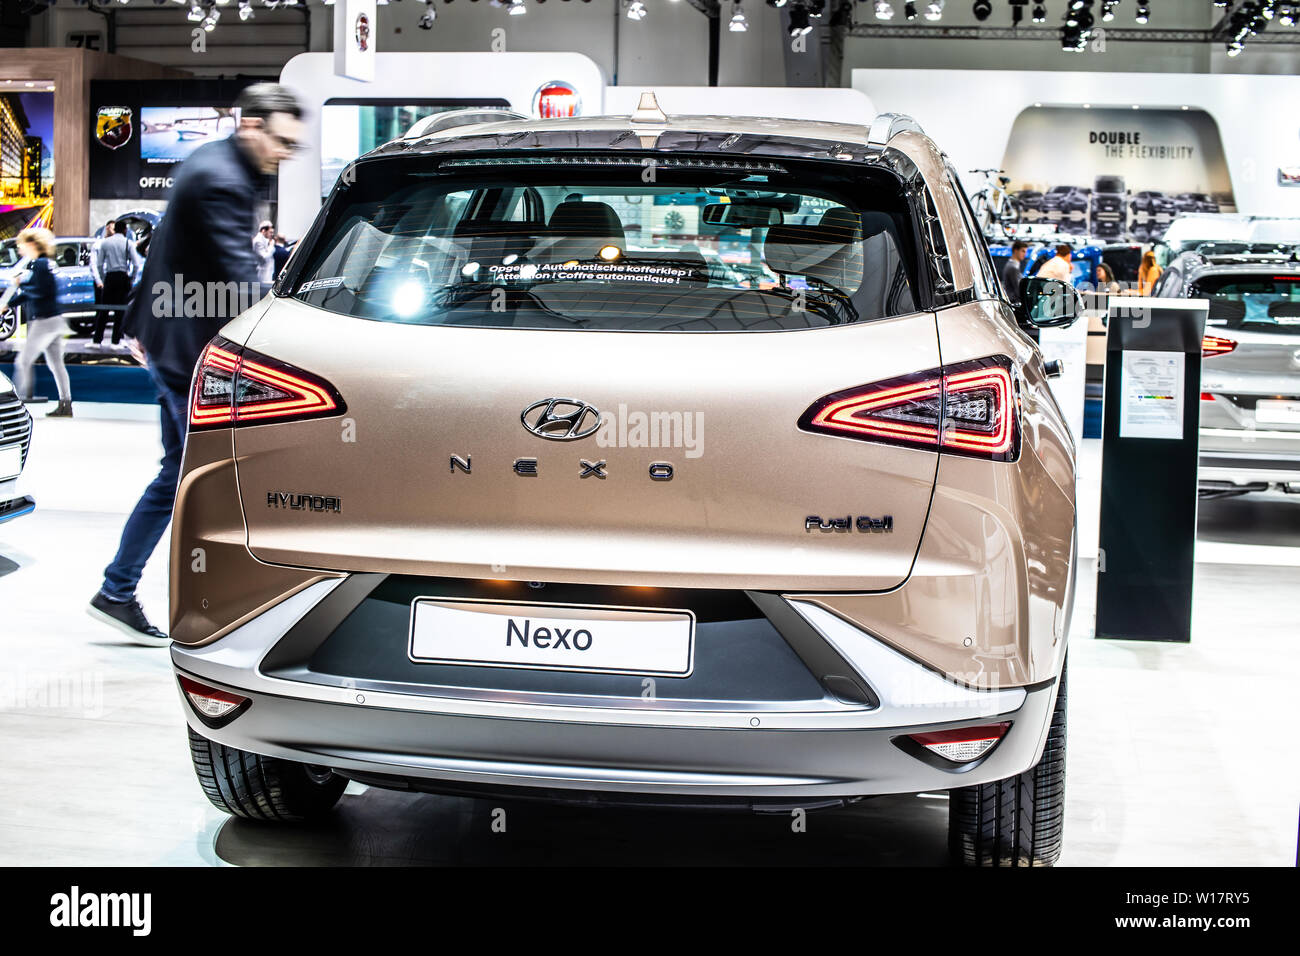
[2,405,1297,866]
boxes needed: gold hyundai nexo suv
[171,105,1080,866]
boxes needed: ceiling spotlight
[1011,0,1024,26]
[626,0,646,18]
[1226,40,1243,56]
[187,2,204,20]
[1281,7,1296,26]
[924,0,944,19]
[1031,3,1045,22]
[730,2,749,29]
[904,0,917,18]
[418,3,436,26]
[972,0,992,21]
[238,0,253,17]
[203,8,220,30]
[1135,2,1149,24]
[788,4,812,33]
[875,0,896,19]
[508,0,526,13]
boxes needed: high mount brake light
[798,356,1020,461]
[190,339,345,429]
[1201,335,1237,357]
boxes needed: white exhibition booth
[851,68,1300,218]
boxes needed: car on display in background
[0,215,158,341]
[170,105,1080,866]
[1098,242,1143,285]
[1089,175,1127,239]
[1130,190,1178,220]
[1013,189,1045,217]
[1153,213,1300,268]
[1040,184,1088,219]
[1172,192,1219,215]
[0,370,35,525]
[1154,244,1300,497]
[0,237,98,340]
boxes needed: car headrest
[763,208,866,294]
[453,218,546,263]
[546,201,626,262]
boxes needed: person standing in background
[1038,243,1074,282]
[86,83,304,645]
[90,217,143,347]
[1000,240,1028,305]
[272,233,291,278]
[8,227,74,418]
[1096,262,1122,295]
[1137,251,1163,296]
[253,220,276,285]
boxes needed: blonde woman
[8,227,73,417]
[1137,250,1163,296]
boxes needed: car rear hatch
[229,298,940,591]
[215,150,949,592]
[1199,274,1300,433]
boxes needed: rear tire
[187,727,346,823]
[947,663,1067,866]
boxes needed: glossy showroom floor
[2,404,1297,866]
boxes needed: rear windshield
[287,156,921,332]
[1194,274,1300,333]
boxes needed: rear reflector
[1201,335,1237,357]
[799,356,1020,461]
[178,675,249,722]
[190,338,345,430]
[908,722,1010,763]
[1201,392,1216,401]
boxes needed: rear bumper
[1199,428,1300,487]
[172,580,1060,800]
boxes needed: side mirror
[1017,276,1081,329]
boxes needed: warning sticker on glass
[487,262,696,285]
[1119,350,1185,440]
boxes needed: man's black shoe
[87,592,169,647]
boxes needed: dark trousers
[94,271,131,345]
[100,365,188,603]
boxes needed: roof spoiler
[403,108,530,140]
[866,112,924,147]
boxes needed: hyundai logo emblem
[520,398,602,441]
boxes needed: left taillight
[1201,335,1237,357]
[798,356,1020,461]
[190,337,345,430]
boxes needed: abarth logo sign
[521,398,602,441]
[95,106,133,150]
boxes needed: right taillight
[178,674,250,728]
[1201,335,1237,357]
[798,356,1020,461]
[190,338,345,430]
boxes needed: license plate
[1256,399,1300,425]
[408,598,695,677]
[0,444,20,481]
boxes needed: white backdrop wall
[277,50,607,237]
[852,68,1300,218]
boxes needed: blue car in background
[988,239,1103,291]
[0,210,160,342]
